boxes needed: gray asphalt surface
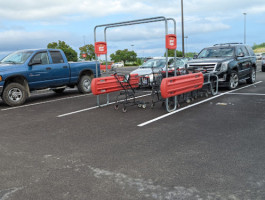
[0,62,265,200]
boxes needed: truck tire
[228,70,239,90]
[246,67,256,84]
[77,75,92,93]
[52,88,65,93]
[2,83,28,106]
[262,65,265,72]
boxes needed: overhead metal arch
[93,16,178,112]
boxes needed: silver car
[261,54,265,72]
[130,57,187,85]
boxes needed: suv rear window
[50,51,64,64]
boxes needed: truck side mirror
[237,52,245,57]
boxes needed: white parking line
[57,93,151,118]
[227,93,265,96]
[1,94,92,111]
[137,81,263,127]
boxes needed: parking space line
[57,93,151,118]
[227,93,265,96]
[137,81,262,127]
[1,94,92,111]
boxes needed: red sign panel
[95,42,107,56]
[82,53,87,58]
[166,34,177,50]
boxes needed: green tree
[79,44,95,61]
[110,49,137,65]
[165,49,183,57]
[47,40,78,62]
[136,58,143,66]
[165,50,196,58]
[252,43,265,50]
[185,52,197,58]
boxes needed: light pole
[131,44,134,51]
[83,35,86,46]
[184,36,188,56]
[243,13,247,44]
[181,0,185,57]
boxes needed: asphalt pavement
[0,62,265,200]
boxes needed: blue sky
[0,0,265,59]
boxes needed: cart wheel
[138,104,142,108]
[191,98,194,101]
[194,95,198,99]
[186,99,191,104]
[142,104,147,109]
[177,103,181,108]
[205,93,209,98]
[122,107,127,113]
[114,105,119,110]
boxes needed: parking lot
[0,62,265,200]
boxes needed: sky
[0,0,265,59]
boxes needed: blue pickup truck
[0,49,100,106]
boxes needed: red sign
[166,34,177,50]
[95,42,107,56]
[82,53,87,58]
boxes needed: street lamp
[131,44,134,51]
[181,0,185,57]
[184,36,188,56]
[83,35,86,46]
[243,13,247,44]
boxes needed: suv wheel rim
[83,79,91,91]
[230,73,239,89]
[8,88,23,102]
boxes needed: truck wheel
[228,70,239,90]
[262,65,265,72]
[52,88,65,93]
[78,75,92,93]
[2,83,28,106]
[246,67,256,84]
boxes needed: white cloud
[0,30,74,51]
[0,0,263,21]
[246,5,265,14]
[187,23,230,34]
[0,0,264,55]
[0,0,148,21]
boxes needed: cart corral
[92,16,219,113]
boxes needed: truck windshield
[198,48,234,58]
[141,59,166,68]
[1,51,33,64]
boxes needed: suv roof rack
[213,43,243,46]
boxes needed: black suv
[187,43,257,89]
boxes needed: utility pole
[243,13,247,44]
[181,0,185,57]
[184,36,188,56]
